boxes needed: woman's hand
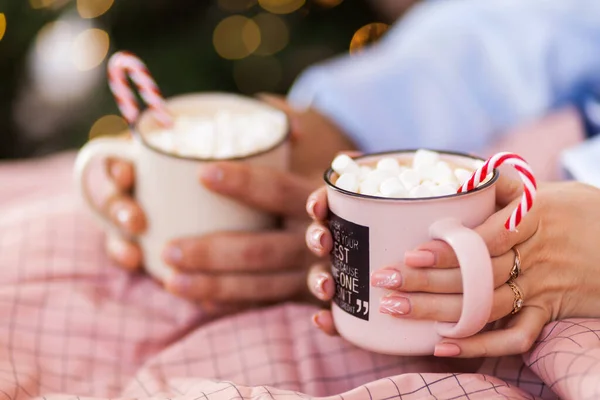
[305,177,600,356]
[100,94,355,305]
[400,179,600,358]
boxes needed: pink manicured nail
[166,274,190,294]
[200,165,225,186]
[306,197,317,219]
[434,343,461,357]
[309,229,325,251]
[404,250,435,267]
[380,295,411,316]
[163,245,183,265]
[313,273,330,300]
[312,312,325,329]
[371,269,402,288]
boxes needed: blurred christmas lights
[258,0,305,15]
[77,0,114,19]
[213,15,261,60]
[350,22,389,54]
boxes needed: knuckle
[241,238,276,267]
[224,163,251,194]
[488,226,512,256]
[472,342,489,358]
[513,328,537,353]
[181,239,209,270]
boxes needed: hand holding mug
[102,157,318,303]
[400,180,600,358]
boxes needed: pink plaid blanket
[0,152,598,400]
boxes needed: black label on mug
[329,211,370,321]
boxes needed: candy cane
[457,152,537,232]
[107,51,173,127]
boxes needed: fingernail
[110,161,125,180]
[309,229,325,251]
[166,274,190,294]
[109,201,138,232]
[306,196,317,219]
[313,273,330,300]
[163,245,183,266]
[200,165,225,186]
[115,207,132,226]
[107,235,127,260]
[380,295,411,316]
[434,343,461,357]
[106,236,141,271]
[312,312,325,329]
[404,250,435,267]
[371,269,402,288]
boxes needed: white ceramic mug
[74,92,290,281]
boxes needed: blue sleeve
[287,0,600,154]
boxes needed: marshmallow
[365,169,396,185]
[359,165,373,181]
[416,164,438,181]
[332,154,360,175]
[146,110,287,159]
[454,168,473,184]
[473,160,485,169]
[380,177,408,198]
[399,169,421,190]
[431,183,457,197]
[335,173,359,192]
[359,178,380,196]
[409,184,432,198]
[433,161,455,184]
[376,157,402,174]
[413,149,440,169]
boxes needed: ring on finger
[507,279,524,315]
[509,247,522,280]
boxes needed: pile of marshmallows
[331,149,485,198]
[146,110,287,159]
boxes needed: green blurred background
[0,0,401,160]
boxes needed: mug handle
[73,137,139,238]
[429,218,494,338]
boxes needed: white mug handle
[73,137,139,238]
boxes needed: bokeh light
[71,28,110,71]
[0,14,5,42]
[77,0,114,19]
[217,0,257,12]
[258,0,305,15]
[313,0,343,8]
[32,18,104,102]
[29,0,70,9]
[349,22,389,55]
[253,13,289,56]
[213,16,261,60]
[234,56,282,94]
[89,115,128,139]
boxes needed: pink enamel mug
[324,150,497,356]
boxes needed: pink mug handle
[429,218,494,338]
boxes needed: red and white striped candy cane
[457,152,537,231]
[107,51,173,127]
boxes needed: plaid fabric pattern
[0,152,597,400]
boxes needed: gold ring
[507,280,524,314]
[509,247,522,280]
